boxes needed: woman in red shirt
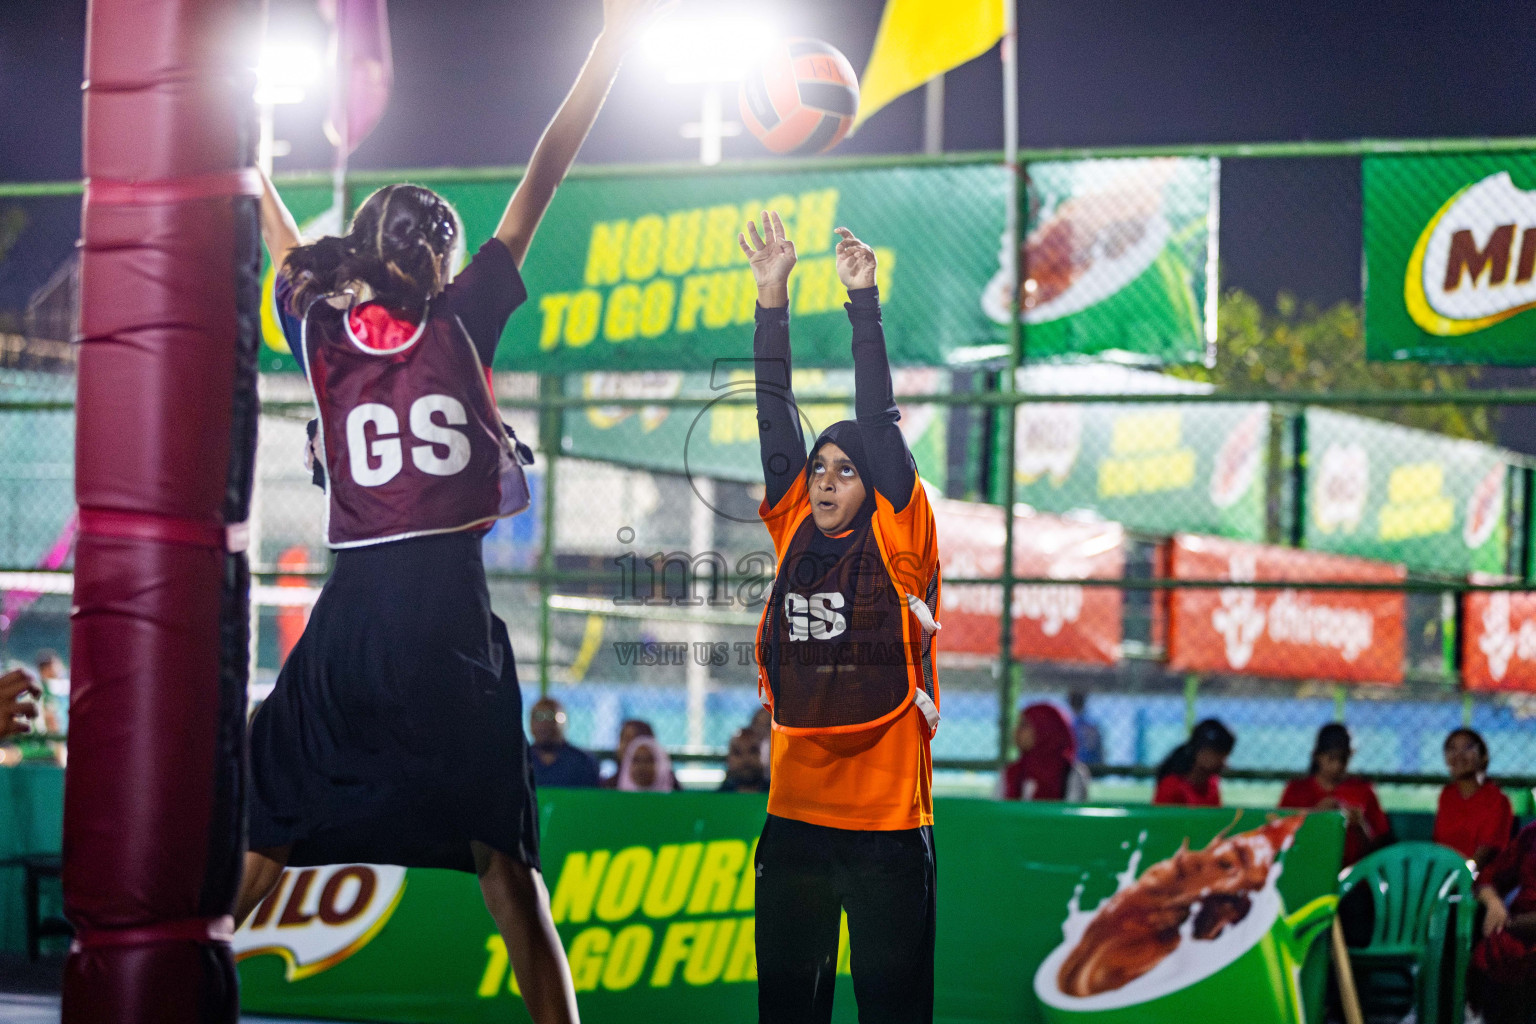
[1470,822,1536,1023]
[1153,718,1234,807]
[1433,728,1514,868]
[1278,723,1391,867]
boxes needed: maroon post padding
[66,0,262,1020]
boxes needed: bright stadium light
[253,36,323,172]
[254,39,322,106]
[639,11,778,164]
[640,14,778,84]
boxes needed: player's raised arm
[740,210,807,508]
[836,227,916,509]
[495,0,665,266]
[259,169,303,276]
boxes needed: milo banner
[261,164,1008,373]
[1303,408,1512,576]
[997,157,1217,363]
[1365,151,1536,363]
[1463,578,1536,692]
[1167,533,1407,685]
[260,158,1216,375]
[561,366,948,488]
[236,791,1343,1024]
[1012,402,1269,540]
[932,497,1124,665]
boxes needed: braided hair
[281,184,459,315]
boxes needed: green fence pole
[994,147,1024,772]
[1183,675,1199,733]
[538,374,562,697]
[1333,685,1347,723]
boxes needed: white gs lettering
[784,592,847,641]
[344,395,472,487]
[409,395,472,476]
[346,403,403,487]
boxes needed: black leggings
[755,814,936,1024]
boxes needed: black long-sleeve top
[754,286,917,513]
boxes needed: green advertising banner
[1365,151,1536,363]
[259,156,1218,375]
[237,792,1342,1024]
[1007,157,1216,363]
[260,164,1008,374]
[1303,408,1512,575]
[1008,402,1269,540]
[560,367,948,488]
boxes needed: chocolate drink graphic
[1034,814,1337,1024]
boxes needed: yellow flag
[853,0,1005,132]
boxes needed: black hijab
[808,420,878,526]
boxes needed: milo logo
[1407,172,1536,336]
[1017,404,1083,485]
[233,864,407,980]
[1311,443,1369,535]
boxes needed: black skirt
[248,530,538,873]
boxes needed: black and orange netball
[740,38,860,155]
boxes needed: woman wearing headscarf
[616,735,674,793]
[742,212,943,1024]
[1001,704,1089,802]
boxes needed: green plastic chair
[1337,842,1476,1024]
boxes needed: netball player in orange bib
[238,4,664,1022]
[740,211,943,1024]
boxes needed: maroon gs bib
[759,516,916,733]
[304,298,517,548]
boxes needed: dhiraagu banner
[1365,151,1536,363]
[1303,408,1514,576]
[237,791,1343,1024]
[1008,402,1269,540]
[992,157,1217,364]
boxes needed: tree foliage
[1170,289,1492,441]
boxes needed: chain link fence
[5,144,1536,805]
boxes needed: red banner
[933,499,1123,666]
[1463,578,1536,692]
[1166,534,1406,684]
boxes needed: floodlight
[255,39,323,106]
[639,13,779,84]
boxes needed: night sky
[2,0,1534,308]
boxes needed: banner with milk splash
[236,791,1344,1024]
[1366,151,1536,363]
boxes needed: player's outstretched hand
[739,210,797,306]
[599,0,675,52]
[834,227,877,290]
[0,668,40,741]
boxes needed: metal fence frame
[7,137,1536,790]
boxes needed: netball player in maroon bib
[239,4,663,1020]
